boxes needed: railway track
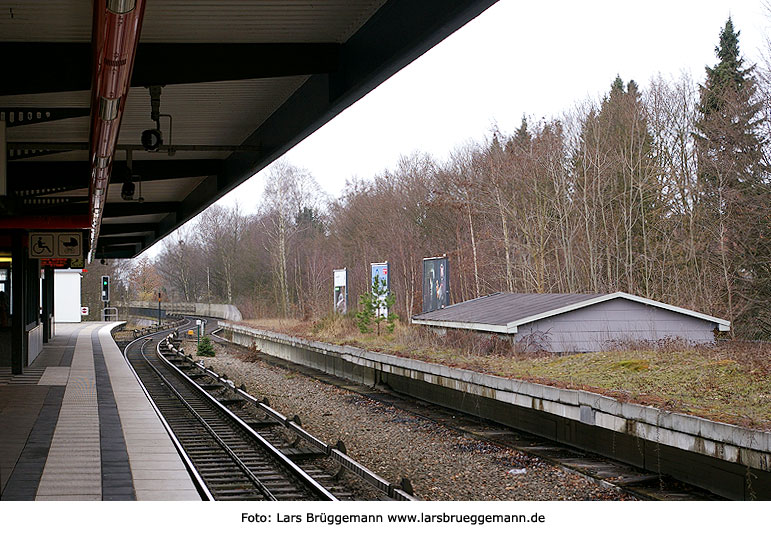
[122,319,413,501]
[121,315,721,501]
[193,318,722,501]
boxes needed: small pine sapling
[355,275,399,336]
[355,289,375,333]
[197,335,216,357]
[383,289,398,334]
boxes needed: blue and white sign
[370,262,389,318]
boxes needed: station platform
[0,322,200,501]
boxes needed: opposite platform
[0,322,201,501]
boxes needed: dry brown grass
[243,317,306,335]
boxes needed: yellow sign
[29,232,83,259]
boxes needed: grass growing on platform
[242,316,770,430]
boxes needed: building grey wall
[513,298,717,352]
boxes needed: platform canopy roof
[1,0,497,259]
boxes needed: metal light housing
[106,0,136,15]
[121,180,136,200]
[141,128,162,151]
[99,96,120,121]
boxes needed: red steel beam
[88,0,146,260]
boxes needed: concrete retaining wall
[128,307,166,320]
[222,322,770,500]
[126,301,242,322]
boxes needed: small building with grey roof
[411,292,730,353]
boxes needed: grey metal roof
[413,292,607,326]
[412,291,731,333]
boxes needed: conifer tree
[510,115,531,152]
[696,18,770,338]
[573,75,658,294]
[197,336,216,357]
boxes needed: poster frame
[422,255,450,313]
[333,268,348,314]
[370,261,390,318]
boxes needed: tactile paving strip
[37,367,70,387]
[36,325,101,500]
[92,328,135,500]
[98,327,200,500]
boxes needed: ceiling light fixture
[141,85,172,153]
[99,97,120,121]
[140,128,162,151]
[121,180,136,201]
[106,0,136,15]
[87,0,146,261]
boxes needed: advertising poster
[370,262,389,318]
[422,256,450,313]
[333,268,348,314]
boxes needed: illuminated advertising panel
[333,268,348,314]
[422,256,449,313]
[370,262,389,318]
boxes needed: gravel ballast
[186,340,630,501]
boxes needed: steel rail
[154,335,337,501]
[122,315,414,500]
[188,330,415,500]
[208,321,727,501]
[138,341,280,501]
[122,322,213,501]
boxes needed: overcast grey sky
[145,0,768,256]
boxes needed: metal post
[207,267,211,305]
[29,258,40,361]
[42,265,53,342]
[158,291,161,325]
[49,265,55,338]
[10,231,24,375]
[0,119,7,196]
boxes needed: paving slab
[1,322,200,501]
[98,326,199,500]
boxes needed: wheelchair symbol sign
[30,234,55,258]
[29,232,82,259]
